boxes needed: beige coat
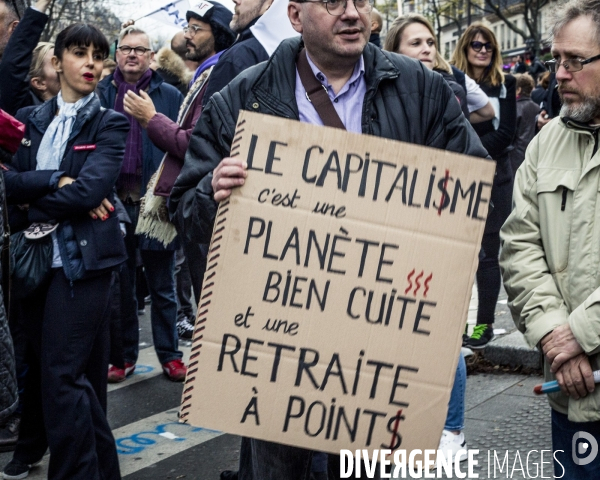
[500,116,600,421]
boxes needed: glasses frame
[545,53,600,74]
[470,41,494,53]
[117,45,153,56]
[296,0,374,16]
[183,25,211,36]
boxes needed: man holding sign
[171,0,488,477]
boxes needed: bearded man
[500,0,600,477]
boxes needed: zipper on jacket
[561,187,568,211]
[361,74,398,134]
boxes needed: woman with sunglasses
[2,23,128,480]
[452,24,517,350]
[384,14,495,124]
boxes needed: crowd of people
[0,0,599,478]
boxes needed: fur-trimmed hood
[155,47,193,87]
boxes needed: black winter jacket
[472,74,517,184]
[0,7,48,115]
[96,70,183,251]
[170,37,489,244]
[6,95,129,279]
[472,75,517,234]
[202,17,268,103]
[437,69,469,119]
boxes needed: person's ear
[30,76,47,93]
[288,2,303,34]
[51,55,62,73]
[7,19,18,35]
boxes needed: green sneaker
[464,324,494,350]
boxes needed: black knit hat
[187,1,236,43]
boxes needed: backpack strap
[296,49,346,130]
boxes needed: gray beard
[560,96,600,123]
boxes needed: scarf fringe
[135,169,178,247]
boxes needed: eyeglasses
[296,0,374,16]
[470,41,494,53]
[117,45,152,56]
[545,53,600,73]
[183,25,210,36]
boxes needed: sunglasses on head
[470,41,494,52]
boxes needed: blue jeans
[121,204,181,365]
[552,409,600,479]
[445,354,466,431]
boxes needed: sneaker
[438,429,468,463]
[107,363,136,383]
[0,414,20,452]
[162,359,187,382]
[2,458,42,480]
[177,318,195,340]
[464,324,494,350]
[462,323,469,346]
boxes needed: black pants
[13,269,120,480]
[180,238,208,306]
[476,231,501,325]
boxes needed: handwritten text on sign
[180,111,495,455]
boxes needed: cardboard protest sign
[180,111,495,455]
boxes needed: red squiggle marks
[405,269,434,297]
[404,269,415,294]
[414,271,424,295]
[423,273,433,297]
[438,169,450,216]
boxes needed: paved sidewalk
[456,284,552,480]
[463,373,551,479]
[465,285,541,370]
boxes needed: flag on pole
[141,0,191,28]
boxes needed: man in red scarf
[96,27,186,383]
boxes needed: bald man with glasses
[171,0,487,477]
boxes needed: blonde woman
[452,24,516,349]
[385,14,494,123]
[28,42,60,103]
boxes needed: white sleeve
[465,74,490,113]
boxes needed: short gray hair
[117,26,151,47]
[1,0,24,21]
[551,0,600,46]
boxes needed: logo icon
[572,432,599,466]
